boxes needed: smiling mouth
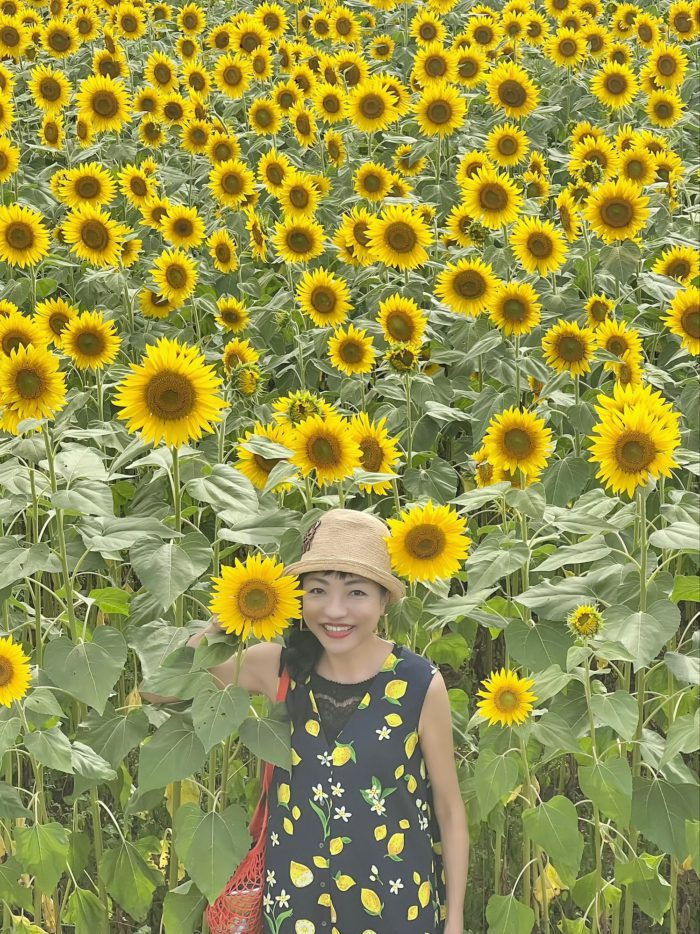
[322,624,354,632]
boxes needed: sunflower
[58,163,115,208]
[647,41,688,88]
[310,82,346,125]
[476,668,537,727]
[328,323,376,376]
[115,2,146,40]
[140,196,171,230]
[33,296,78,346]
[138,289,178,320]
[182,63,211,99]
[0,635,31,707]
[60,310,120,370]
[39,114,64,149]
[235,420,295,492]
[377,294,427,345]
[333,207,375,267]
[63,204,124,267]
[486,123,529,167]
[414,81,466,137]
[584,179,649,243]
[118,166,156,209]
[463,166,523,229]
[209,158,255,210]
[646,89,684,128]
[386,500,470,583]
[222,338,259,372]
[567,604,604,639]
[668,0,696,40]
[588,402,681,497]
[489,281,542,336]
[617,147,656,188]
[595,317,643,361]
[0,312,43,358]
[0,14,30,60]
[483,406,553,478]
[208,230,238,273]
[0,204,50,268]
[413,42,458,85]
[0,137,20,183]
[662,285,699,355]
[542,320,596,376]
[608,350,643,388]
[273,389,335,428]
[145,50,179,92]
[29,64,71,113]
[0,343,66,420]
[76,74,130,134]
[178,2,206,35]
[569,135,619,181]
[348,412,401,494]
[456,150,491,189]
[246,97,281,136]
[0,299,17,317]
[257,148,292,193]
[213,297,248,334]
[510,217,568,277]
[370,33,395,61]
[435,257,499,317]
[385,341,422,373]
[584,293,614,328]
[486,61,540,118]
[546,27,586,67]
[270,215,325,264]
[289,103,318,148]
[366,204,434,270]
[210,553,303,641]
[289,411,362,486]
[352,162,391,202]
[652,245,699,285]
[0,94,14,137]
[151,249,198,304]
[590,62,638,109]
[411,9,447,45]
[467,15,501,50]
[346,76,398,133]
[113,336,226,448]
[278,171,319,219]
[161,205,205,251]
[120,237,142,268]
[325,130,348,168]
[454,46,488,87]
[42,18,79,58]
[296,268,352,328]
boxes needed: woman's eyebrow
[305,575,367,585]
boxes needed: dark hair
[283,571,389,682]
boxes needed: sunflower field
[0,0,699,929]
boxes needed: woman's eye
[351,590,367,596]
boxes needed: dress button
[319,842,325,848]
[320,881,326,888]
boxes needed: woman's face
[301,572,388,646]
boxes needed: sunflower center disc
[558,335,584,361]
[165,265,187,289]
[560,40,576,56]
[341,340,363,363]
[387,312,413,341]
[268,165,283,185]
[589,35,603,51]
[474,26,491,44]
[528,234,552,258]
[427,101,450,124]
[656,102,672,119]
[3,334,24,354]
[238,582,274,620]
[174,219,193,236]
[365,173,383,192]
[312,288,335,314]
[154,64,171,84]
[498,137,517,155]
[504,428,533,457]
[361,94,385,119]
[7,222,33,250]
[354,222,370,247]
[627,159,643,178]
[216,245,231,262]
[76,177,100,198]
[224,66,241,86]
[93,91,118,117]
[617,433,654,471]
[324,96,339,113]
[590,301,607,321]
[183,14,197,28]
[606,75,626,95]
[607,337,626,356]
[497,689,517,711]
[360,438,383,471]
[289,231,312,253]
[81,220,109,250]
[639,26,652,40]
[76,332,104,356]
[308,435,338,465]
[145,371,195,420]
[215,34,228,49]
[256,108,272,127]
[40,78,61,101]
[481,184,507,211]
[0,154,6,171]
[1,26,19,45]
[499,79,526,108]
[459,58,477,78]
[16,368,44,398]
[191,128,206,144]
[673,13,691,31]
[682,306,700,339]
[223,171,243,194]
[165,103,183,121]
[658,56,676,76]
[45,123,59,144]
[426,57,446,76]
[454,270,484,298]
[221,309,239,324]
[0,658,12,686]
[50,314,69,334]
[405,524,446,559]
[601,198,633,227]
[290,188,308,208]
[386,222,417,253]
[122,15,137,31]
[503,299,526,321]
[295,115,310,135]
[241,33,259,52]
[50,31,70,51]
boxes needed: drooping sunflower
[63,204,125,267]
[29,64,71,113]
[222,338,259,372]
[584,179,650,243]
[208,229,238,273]
[463,166,523,229]
[414,81,467,137]
[366,204,434,270]
[0,343,66,420]
[0,204,50,268]
[384,341,423,373]
[289,411,362,487]
[510,217,568,277]
[120,237,142,268]
[435,257,499,317]
[652,245,699,285]
[585,293,614,328]
[483,406,553,478]
[161,204,205,250]
[328,323,376,376]
[376,294,428,346]
[333,207,375,266]
[272,216,326,264]
[210,553,303,641]
[60,310,121,370]
[542,320,597,376]
[595,317,643,361]
[348,412,401,495]
[346,76,398,133]
[76,74,131,134]
[297,268,352,328]
[0,635,31,707]
[662,285,699,355]
[58,163,116,208]
[138,289,178,320]
[33,296,78,346]
[476,668,537,727]
[385,500,471,583]
[489,281,542,336]
[486,61,540,119]
[0,136,19,183]
[209,158,255,210]
[151,249,198,304]
[114,337,226,448]
[588,402,681,497]
[591,62,638,109]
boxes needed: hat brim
[284,557,405,605]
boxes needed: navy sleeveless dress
[263,640,447,934]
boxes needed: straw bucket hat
[284,509,406,605]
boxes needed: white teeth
[323,625,353,632]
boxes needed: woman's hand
[443,919,465,934]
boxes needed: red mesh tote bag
[205,664,290,934]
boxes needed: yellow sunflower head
[385,500,471,583]
[476,668,537,727]
[0,634,31,707]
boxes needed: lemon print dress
[263,641,447,934]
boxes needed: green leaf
[571,870,621,914]
[685,820,700,870]
[191,683,251,753]
[485,894,534,934]
[467,537,529,590]
[239,713,292,771]
[505,484,546,520]
[615,853,671,923]
[43,628,127,714]
[24,726,74,773]
[130,531,212,611]
[671,575,700,603]
[80,516,181,558]
[127,620,190,680]
[541,457,591,507]
[77,702,149,769]
[402,459,459,503]
[140,646,210,701]
[531,713,581,754]
[71,741,117,784]
[173,803,251,904]
[473,749,519,818]
[0,717,20,757]
[603,600,680,671]
[99,840,163,922]
[648,521,700,552]
[0,780,31,819]
[64,888,108,934]
[0,857,33,911]
[424,632,470,670]
[589,691,638,742]
[54,445,108,482]
[579,758,632,825]
[663,649,700,685]
[660,710,700,766]
[631,778,698,861]
[184,463,259,513]
[89,587,132,616]
[162,880,207,934]
[52,480,114,516]
[14,822,69,893]
[522,796,583,887]
[515,565,628,616]
[138,714,206,794]
[505,618,572,671]
[536,537,611,572]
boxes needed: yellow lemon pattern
[263,641,447,932]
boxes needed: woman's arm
[139,618,226,704]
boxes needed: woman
[143,508,469,933]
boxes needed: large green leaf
[138,714,207,793]
[515,566,629,616]
[184,463,259,513]
[99,840,163,922]
[631,778,698,861]
[64,888,108,934]
[238,713,291,771]
[77,702,150,769]
[80,516,182,558]
[686,820,700,871]
[127,620,190,680]
[531,712,581,754]
[191,683,251,753]
[660,710,700,766]
[473,749,519,818]
[485,894,534,934]
[71,741,117,784]
[467,536,530,590]
[505,618,572,671]
[0,717,20,757]
[52,480,114,516]
[0,539,61,590]
[173,803,251,904]
[522,796,583,886]
[0,857,33,911]
[43,627,127,714]
[579,758,631,825]
[140,646,210,700]
[571,870,621,914]
[541,457,591,507]
[536,537,611,572]
[615,853,671,923]
[589,691,638,742]
[14,822,69,893]
[24,726,73,773]
[648,521,700,552]
[163,880,207,934]
[603,601,680,671]
[0,780,31,819]
[130,531,212,611]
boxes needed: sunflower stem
[403,372,413,468]
[584,653,605,934]
[574,375,581,456]
[514,334,521,403]
[90,786,110,934]
[95,367,104,423]
[169,445,184,890]
[29,468,43,668]
[43,430,77,643]
[517,732,535,915]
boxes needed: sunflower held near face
[483,406,553,478]
[386,501,470,583]
[113,337,227,448]
[289,411,363,487]
[210,553,304,641]
[0,634,31,707]
[476,668,537,727]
